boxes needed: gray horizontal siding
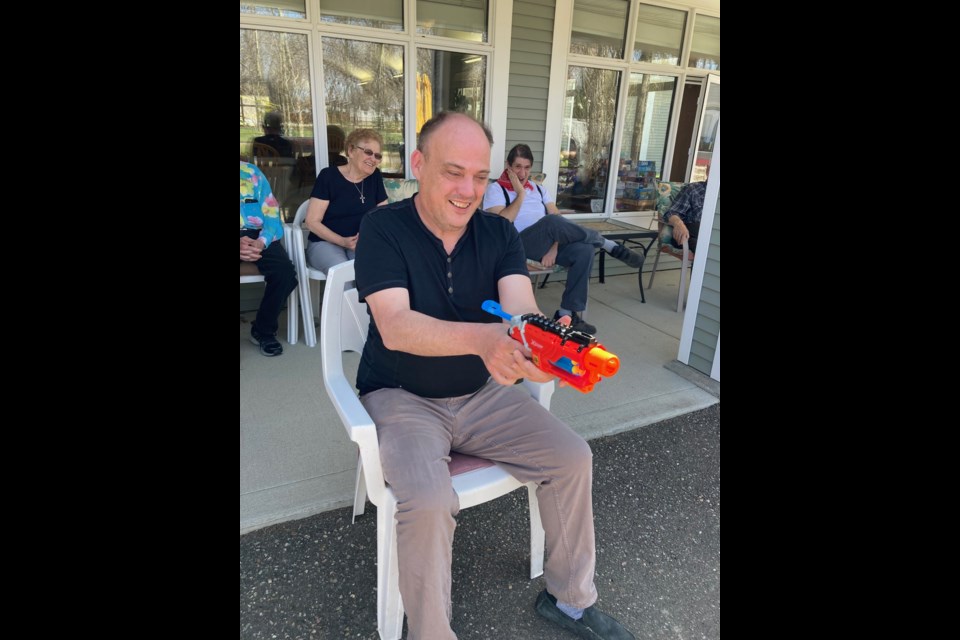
[513,13,554,30]
[506,96,549,111]
[510,61,552,77]
[508,74,550,89]
[516,0,556,17]
[510,39,553,56]
[508,85,549,100]
[505,0,556,174]
[690,190,720,377]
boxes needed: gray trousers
[306,239,355,275]
[519,215,603,313]
[361,379,598,640]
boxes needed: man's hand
[506,166,525,193]
[669,216,690,245]
[240,236,264,262]
[479,323,559,386]
[540,243,559,268]
[510,349,556,383]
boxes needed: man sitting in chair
[354,112,635,640]
[483,144,644,336]
[663,180,707,253]
[253,111,293,159]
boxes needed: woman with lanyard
[304,128,389,274]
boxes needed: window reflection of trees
[559,66,620,211]
[240,30,312,140]
[323,38,405,175]
[240,29,313,216]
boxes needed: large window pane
[240,1,306,19]
[240,29,313,218]
[633,3,685,65]
[689,15,719,70]
[615,73,676,212]
[557,66,621,213]
[323,38,405,177]
[570,0,628,59]
[417,0,488,42]
[416,49,486,132]
[692,80,719,182]
[319,0,403,31]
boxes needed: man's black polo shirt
[355,197,528,398]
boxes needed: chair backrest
[292,198,310,226]
[252,142,280,160]
[321,260,368,371]
[320,260,387,500]
[654,180,686,223]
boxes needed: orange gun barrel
[582,347,619,377]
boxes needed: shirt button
[447,257,452,263]
[447,272,452,278]
[448,287,453,294]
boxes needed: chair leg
[287,288,298,345]
[302,278,317,348]
[352,452,367,523]
[647,243,662,289]
[377,496,404,640]
[284,236,298,346]
[313,279,323,320]
[526,484,545,579]
[677,241,690,313]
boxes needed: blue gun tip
[482,300,512,321]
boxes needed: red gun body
[507,314,619,393]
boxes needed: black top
[253,134,293,158]
[355,198,528,398]
[308,167,388,240]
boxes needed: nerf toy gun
[482,300,620,394]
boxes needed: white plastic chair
[320,260,552,640]
[285,199,327,347]
[240,232,298,345]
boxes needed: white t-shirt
[483,182,554,233]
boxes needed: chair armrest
[325,376,387,500]
[520,379,555,411]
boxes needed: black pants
[244,242,298,336]
[670,221,700,254]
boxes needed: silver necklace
[352,176,365,204]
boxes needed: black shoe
[250,325,283,357]
[553,310,597,335]
[609,244,643,269]
[535,590,636,640]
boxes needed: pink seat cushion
[448,452,495,476]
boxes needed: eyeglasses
[354,145,383,161]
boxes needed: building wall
[688,190,720,376]
[503,0,556,172]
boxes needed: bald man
[353,111,635,640]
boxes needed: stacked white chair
[284,199,326,347]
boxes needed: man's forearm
[376,308,493,357]
[497,192,525,223]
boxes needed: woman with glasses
[304,128,389,275]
